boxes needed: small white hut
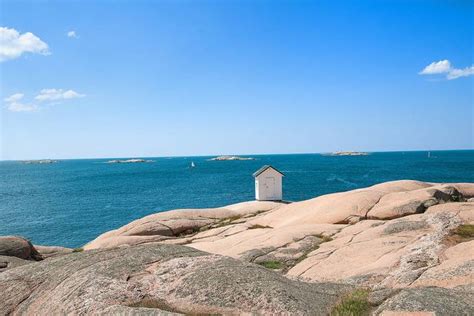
[253,165,284,201]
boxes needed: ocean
[1,150,473,248]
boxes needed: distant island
[22,159,58,164]
[327,151,369,156]
[209,155,255,161]
[105,159,153,164]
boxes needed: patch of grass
[444,224,474,245]
[72,248,83,253]
[331,289,371,316]
[289,234,334,269]
[312,234,333,243]
[258,260,283,269]
[227,215,243,222]
[454,224,474,238]
[129,298,182,313]
[248,224,273,229]
[321,235,333,242]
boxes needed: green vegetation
[129,298,182,313]
[321,235,333,242]
[212,215,244,229]
[331,289,371,316]
[248,224,273,229]
[72,248,83,253]
[227,215,243,222]
[453,224,474,239]
[258,260,283,269]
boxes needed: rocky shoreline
[1,180,473,315]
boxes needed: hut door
[265,177,276,199]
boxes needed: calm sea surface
[1,150,473,248]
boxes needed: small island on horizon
[105,159,154,164]
[22,159,58,164]
[326,151,369,156]
[209,155,256,161]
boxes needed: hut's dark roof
[252,165,284,177]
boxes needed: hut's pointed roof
[253,165,284,177]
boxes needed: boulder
[0,243,352,315]
[367,185,463,220]
[0,236,42,261]
[375,287,474,315]
[424,202,474,224]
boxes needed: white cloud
[0,27,50,62]
[419,60,451,75]
[447,65,474,80]
[4,89,85,112]
[6,102,37,112]
[35,89,85,101]
[3,93,37,112]
[4,93,24,103]
[419,59,474,80]
[67,31,78,38]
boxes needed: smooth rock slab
[375,287,474,316]
[0,243,352,315]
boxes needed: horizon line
[1,148,473,162]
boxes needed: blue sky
[1,0,473,160]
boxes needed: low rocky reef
[326,151,369,156]
[105,158,153,164]
[1,180,473,315]
[209,155,255,161]
[22,159,58,164]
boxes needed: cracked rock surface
[0,244,352,315]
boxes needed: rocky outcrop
[81,180,474,314]
[287,209,473,289]
[375,287,474,315]
[85,201,283,250]
[2,180,474,314]
[0,244,352,315]
[0,236,42,261]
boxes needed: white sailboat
[191,161,195,168]
[428,151,431,158]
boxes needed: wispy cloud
[419,59,474,80]
[0,27,50,62]
[446,65,474,80]
[4,89,85,112]
[35,89,85,102]
[3,93,37,112]
[67,30,78,38]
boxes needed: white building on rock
[253,165,284,201]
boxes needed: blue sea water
[1,150,473,248]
